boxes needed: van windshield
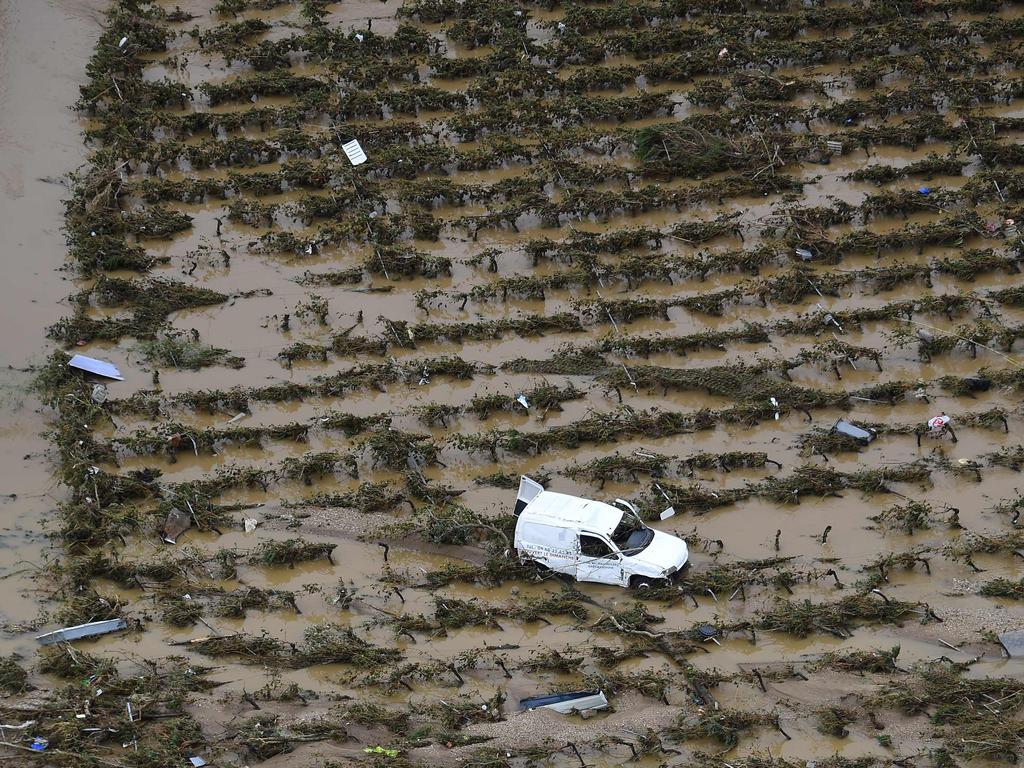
[611,514,654,553]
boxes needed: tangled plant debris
[25,0,1024,766]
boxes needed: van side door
[576,534,625,586]
[517,520,577,578]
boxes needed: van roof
[520,490,623,535]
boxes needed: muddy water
[17,0,1024,766]
[0,0,101,642]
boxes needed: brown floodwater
[0,0,104,646]
[10,0,1024,765]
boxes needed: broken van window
[610,516,654,553]
[580,535,613,558]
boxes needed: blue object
[918,187,930,195]
[30,738,48,751]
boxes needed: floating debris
[68,354,123,381]
[962,376,991,392]
[519,690,609,714]
[162,507,192,544]
[831,419,876,445]
[35,618,128,645]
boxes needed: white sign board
[341,139,367,166]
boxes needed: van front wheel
[630,576,666,591]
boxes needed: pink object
[928,415,950,430]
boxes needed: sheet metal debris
[35,618,128,645]
[519,690,609,714]
[68,354,123,381]
[831,418,876,445]
[189,758,207,768]
[998,629,1024,657]
[341,138,367,166]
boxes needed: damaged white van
[512,476,688,589]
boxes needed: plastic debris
[342,139,367,166]
[557,21,566,31]
[718,47,728,58]
[90,384,108,404]
[918,187,931,195]
[189,758,207,767]
[653,482,676,519]
[696,624,719,640]
[770,396,780,420]
[963,376,991,392]
[519,690,609,714]
[162,507,192,544]
[243,517,259,533]
[68,354,124,381]
[118,36,128,48]
[795,247,813,261]
[515,394,529,409]
[831,418,876,445]
[29,737,48,751]
[354,33,364,42]
[36,618,128,645]
[928,414,951,431]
